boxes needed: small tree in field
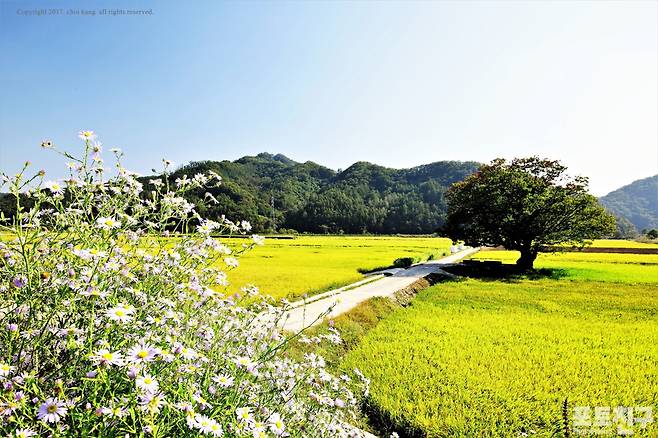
[442,157,616,269]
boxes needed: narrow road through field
[280,247,480,332]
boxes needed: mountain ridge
[1,153,653,236]
[599,174,658,235]
[164,153,480,233]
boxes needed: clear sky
[1,0,656,195]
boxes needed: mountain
[10,153,644,237]
[599,175,658,236]
[161,153,481,234]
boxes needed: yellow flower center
[137,351,148,358]
[47,404,58,413]
[115,310,125,317]
[102,353,113,360]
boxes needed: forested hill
[0,154,650,236]
[599,175,658,235]
[165,153,481,234]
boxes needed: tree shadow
[443,262,568,282]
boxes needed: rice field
[342,251,658,437]
[223,236,452,300]
[586,239,658,248]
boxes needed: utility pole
[270,194,276,232]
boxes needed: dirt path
[280,247,480,332]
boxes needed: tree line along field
[222,236,452,301]
[340,250,658,437]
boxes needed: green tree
[442,157,617,269]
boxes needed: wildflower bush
[0,133,367,437]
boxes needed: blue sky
[1,0,656,195]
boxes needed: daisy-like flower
[193,414,215,434]
[139,392,165,414]
[96,216,121,230]
[0,362,15,377]
[196,220,218,234]
[136,374,159,393]
[106,304,134,323]
[127,343,158,364]
[209,421,223,437]
[224,257,239,268]
[240,220,252,232]
[236,407,253,424]
[87,248,107,259]
[269,413,285,436]
[204,192,219,204]
[11,275,27,288]
[211,374,234,388]
[37,398,67,423]
[252,423,267,438]
[43,181,64,195]
[215,271,228,286]
[251,234,265,246]
[193,393,212,409]
[100,405,127,418]
[78,130,96,141]
[79,287,109,299]
[90,349,124,367]
[57,327,83,337]
[14,429,36,438]
[235,356,257,373]
[43,180,64,195]
[179,346,198,361]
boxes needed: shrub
[0,133,367,437]
[392,257,418,268]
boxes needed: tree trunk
[516,249,538,270]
